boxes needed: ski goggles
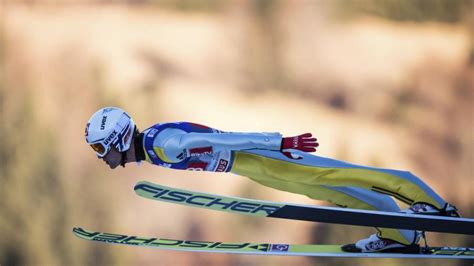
[90,142,111,158]
[89,127,123,158]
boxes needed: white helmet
[85,107,135,158]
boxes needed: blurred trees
[0,71,65,264]
[142,0,472,24]
[334,0,471,23]
[0,29,122,266]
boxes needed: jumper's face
[101,146,122,169]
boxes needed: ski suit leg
[325,186,417,244]
[230,150,446,244]
[231,150,446,208]
[231,163,415,244]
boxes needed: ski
[73,227,473,259]
[134,181,474,235]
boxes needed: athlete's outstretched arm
[162,131,318,159]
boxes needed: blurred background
[1,0,473,265]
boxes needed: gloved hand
[281,133,318,159]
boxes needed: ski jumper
[141,122,447,244]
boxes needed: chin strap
[134,133,145,162]
[120,151,128,168]
[120,131,144,168]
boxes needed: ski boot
[341,233,420,253]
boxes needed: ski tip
[72,227,84,238]
[133,181,149,191]
[72,227,84,234]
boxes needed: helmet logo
[104,131,117,145]
[100,116,108,130]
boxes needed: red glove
[281,133,318,159]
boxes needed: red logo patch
[189,146,213,156]
[187,161,209,171]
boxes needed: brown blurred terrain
[1,1,473,265]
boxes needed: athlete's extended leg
[231,163,417,245]
[324,186,418,244]
[233,150,450,210]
